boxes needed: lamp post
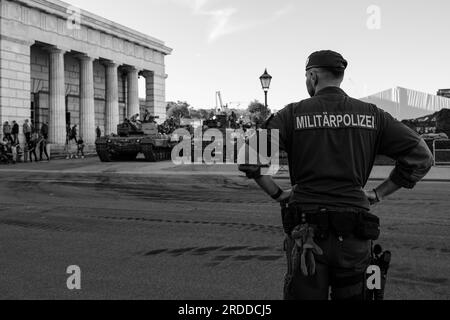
[259,69,272,108]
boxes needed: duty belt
[281,205,380,241]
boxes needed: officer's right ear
[309,70,319,84]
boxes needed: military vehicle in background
[401,109,450,164]
[203,114,229,131]
[402,109,450,137]
[96,116,175,162]
[402,109,450,147]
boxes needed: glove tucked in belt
[291,224,323,277]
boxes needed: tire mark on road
[390,273,449,286]
[0,219,74,232]
[83,215,283,235]
[138,245,284,267]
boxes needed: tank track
[142,144,172,162]
[142,144,157,162]
[96,144,112,162]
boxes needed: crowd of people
[1,119,93,164]
[1,119,49,164]
[0,112,259,165]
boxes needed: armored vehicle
[96,119,175,162]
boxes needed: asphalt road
[0,160,449,300]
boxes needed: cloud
[203,3,294,43]
[273,3,295,19]
[206,8,237,41]
[192,0,210,13]
[188,0,238,42]
[170,0,295,42]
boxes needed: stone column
[142,70,155,116]
[126,66,140,118]
[142,70,167,123]
[78,55,96,144]
[104,61,119,135]
[48,48,66,145]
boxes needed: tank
[95,120,175,162]
[193,113,238,163]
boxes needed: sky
[66,0,450,111]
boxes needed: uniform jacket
[242,86,434,210]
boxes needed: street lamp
[260,69,272,108]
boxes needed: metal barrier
[433,139,450,166]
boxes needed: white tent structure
[361,87,450,120]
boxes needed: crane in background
[216,91,233,114]
[215,91,248,112]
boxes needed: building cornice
[11,0,173,55]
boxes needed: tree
[189,108,202,119]
[247,100,271,127]
[166,101,190,119]
[198,109,212,119]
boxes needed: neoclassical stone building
[0,0,172,148]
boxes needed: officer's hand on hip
[275,189,292,203]
[364,189,381,205]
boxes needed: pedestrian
[11,143,19,164]
[96,126,102,139]
[0,137,8,163]
[66,123,71,144]
[70,124,78,143]
[143,109,150,122]
[238,50,434,300]
[40,122,49,140]
[76,136,85,159]
[23,119,32,144]
[3,121,12,142]
[11,121,19,144]
[65,131,75,160]
[37,133,50,161]
[2,139,13,164]
[14,143,23,163]
[28,132,39,162]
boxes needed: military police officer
[239,50,434,300]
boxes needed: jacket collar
[315,86,348,97]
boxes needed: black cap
[306,50,348,71]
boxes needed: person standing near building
[143,109,151,123]
[3,121,12,142]
[96,126,102,139]
[238,50,434,300]
[65,124,77,160]
[40,122,49,140]
[37,133,50,162]
[28,131,39,162]
[23,119,32,144]
[76,136,85,159]
[70,124,78,143]
[11,121,19,144]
